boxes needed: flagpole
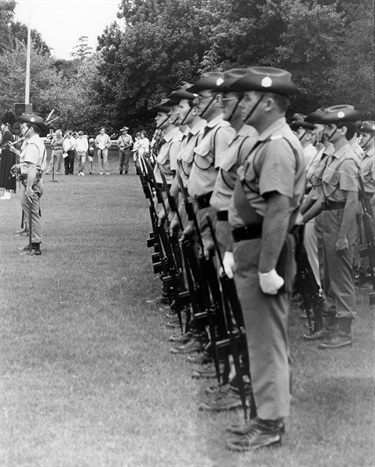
[25,0,31,105]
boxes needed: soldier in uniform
[197,69,259,411]
[359,121,375,212]
[308,105,363,349]
[225,67,305,451]
[151,99,179,186]
[185,72,235,254]
[8,114,48,256]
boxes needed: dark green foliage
[96,0,374,125]
[0,0,373,130]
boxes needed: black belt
[232,224,263,242]
[196,192,213,210]
[322,200,345,210]
[217,211,228,221]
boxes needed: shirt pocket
[194,144,213,170]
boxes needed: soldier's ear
[340,125,348,137]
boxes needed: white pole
[25,0,31,105]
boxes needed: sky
[14,0,122,59]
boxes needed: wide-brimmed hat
[290,120,315,131]
[212,68,250,93]
[167,83,196,102]
[359,121,375,135]
[304,108,326,124]
[231,66,300,96]
[149,99,175,114]
[186,72,225,94]
[120,126,129,132]
[319,105,363,124]
[16,113,48,133]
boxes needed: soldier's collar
[257,117,287,142]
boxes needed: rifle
[160,170,209,335]
[206,215,252,420]
[135,157,165,272]
[177,170,225,384]
[294,226,323,334]
[358,175,375,305]
[143,158,186,330]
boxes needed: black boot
[318,318,352,349]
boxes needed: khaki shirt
[177,119,206,187]
[315,143,359,202]
[229,117,305,229]
[117,134,133,149]
[20,134,46,174]
[361,144,375,195]
[210,125,258,212]
[154,126,180,184]
[188,114,234,198]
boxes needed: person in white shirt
[94,127,111,175]
[75,131,89,176]
[62,130,76,175]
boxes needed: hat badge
[30,117,35,122]
[216,78,224,86]
[261,77,273,88]
[337,111,345,119]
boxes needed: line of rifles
[134,151,375,421]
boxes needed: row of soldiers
[134,66,374,452]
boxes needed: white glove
[258,269,284,295]
[221,251,235,279]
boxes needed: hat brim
[319,110,363,124]
[16,114,49,133]
[290,121,315,131]
[168,90,196,101]
[231,78,300,96]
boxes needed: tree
[71,36,93,60]
[9,21,51,55]
[0,42,57,116]
[0,0,16,53]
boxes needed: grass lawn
[0,156,373,467]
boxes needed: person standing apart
[63,130,76,175]
[76,131,89,176]
[117,127,133,175]
[95,127,111,175]
[8,114,47,256]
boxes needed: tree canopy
[0,0,373,133]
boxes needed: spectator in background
[117,126,133,175]
[76,131,89,176]
[131,132,142,163]
[88,137,95,174]
[63,130,76,175]
[0,117,16,200]
[95,127,111,175]
[138,130,150,160]
[46,129,64,175]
